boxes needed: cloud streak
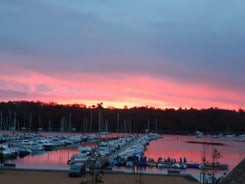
[0,0,244,109]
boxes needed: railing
[2,163,16,168]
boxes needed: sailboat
[37,114,43,131]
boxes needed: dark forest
[0,101,244,134]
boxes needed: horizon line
[1,100,243,112]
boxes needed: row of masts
[0,111,51,133]
[0,110,158,133]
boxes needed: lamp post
[200,143,207,184]
[0,147,4,167]
[91,158,96,184]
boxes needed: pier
[91,135,139,169]
[90,134,160,170]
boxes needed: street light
[0,147,4,167]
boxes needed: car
[68,163,86,177]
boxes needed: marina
[1,131,244,176]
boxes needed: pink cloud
[0,63,244,110]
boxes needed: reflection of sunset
[144,135,245,170]
[18,148,79,168]
[15,135,245,172]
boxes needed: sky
[0,0,245,110]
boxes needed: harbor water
[3,133,245,175]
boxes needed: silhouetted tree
[0,101,244,134]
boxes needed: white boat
[195,131,204,138]
[99,131,111,135]
[238,134,245,139]
[2,147,18,159]
[68,153,89,164]
[87,135,101,142]
[78,146,93,155]
[42,142,56,151]
[226,133,236,139]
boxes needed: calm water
[144,135,245,174]
[13,134,245,173]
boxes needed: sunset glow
[0,63,243,110]
[1,1,245,110]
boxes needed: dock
[93,137,139,169]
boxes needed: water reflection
[144,135,245,171]
[13,134,245,173]
[16,147,79,169]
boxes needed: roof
[220,158,245,184]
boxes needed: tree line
[0,101,244,134]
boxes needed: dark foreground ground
[0,169,199,184]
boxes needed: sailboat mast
[116,113,119,133]
[69,114,72,133]
[90,112,93,133]
[48,120,52,132]
[98,110,101,133]
[155,118,158,133]
[29,112,32,132]
[0,111,2,131]
[13,112,17,134]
